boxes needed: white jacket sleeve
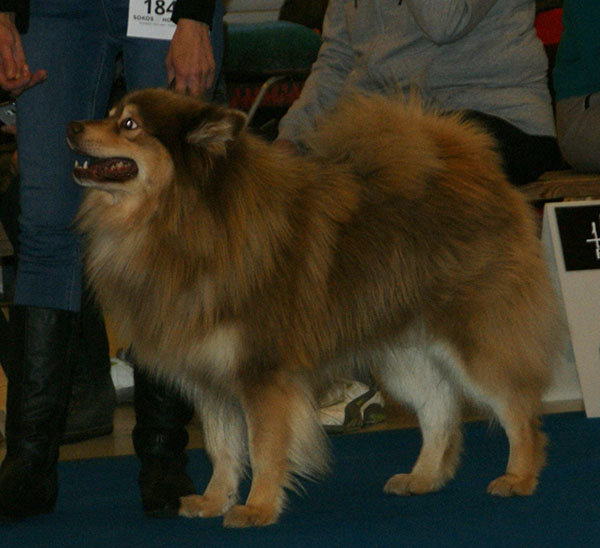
[404,0,498,44]
[277,0,355,144]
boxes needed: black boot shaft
[4,306,77,468]
[1,306,78,520]
[62,291,116,444]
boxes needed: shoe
[138,456,196,518]
[0,458,57,522]
[111,350,135,404]
[319,379,386,433]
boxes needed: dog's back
[300,94,559,384]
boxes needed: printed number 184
[144,0,175,15]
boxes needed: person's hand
[0,13,46,95]
[165,18,215,97]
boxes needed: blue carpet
[2,412,599,547]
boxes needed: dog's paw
[487,474,538,496]
[178,494,231,518]
[223,503,278,528]
[383,473,441,495]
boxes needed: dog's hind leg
[444,345,548,496]
[485,398,547,497]
[179,391,247,519]
[224,373,328,528]
[378,345,463,495]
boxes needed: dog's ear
[186,107,247,156]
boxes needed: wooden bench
[521,170,600,203]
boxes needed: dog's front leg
[180,393,246,519]
[223,378,293,528]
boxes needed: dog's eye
[122,118,139,130]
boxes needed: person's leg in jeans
[0,0,121,520]
[106,0,226,518]
[0,174,116,446]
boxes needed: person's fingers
[0,67,46,96]
[27,68,47,88]
[0,74,29,94]
[0,14,27,81]
[199,55,215,93]
[0,16,45,95]
[0,46,17,81]
[165,54,176,89]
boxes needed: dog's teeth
[74,160,80,168]
[83,160,89,169]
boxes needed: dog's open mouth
[73,157,138,184]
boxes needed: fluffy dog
[67,88,562,528]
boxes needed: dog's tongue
[75,158,138,182]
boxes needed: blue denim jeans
[15,0,224,311]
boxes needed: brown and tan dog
[67,88,562,528]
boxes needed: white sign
[127,0,176,41]
[542,200,600,417]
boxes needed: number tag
[127,0,176,41]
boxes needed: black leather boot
[62,293,116,444]
[132,362,196,518]
[0,306,77,521]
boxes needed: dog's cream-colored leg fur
[378,339,547,498]
[180,392,247,519]
[379,345,463,495]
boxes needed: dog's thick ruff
[71,89,563,527]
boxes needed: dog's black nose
[67,121,84,138]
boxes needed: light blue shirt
[279,0,556,142]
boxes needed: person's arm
[171,0,215,28]
[166,0,217,97]
[404,0,497,44]
[0,11,45,95]
[277,0,354,145]
[0,1,23,13]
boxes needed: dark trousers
[463,110,564,186]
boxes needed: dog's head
[67,88,247,199]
